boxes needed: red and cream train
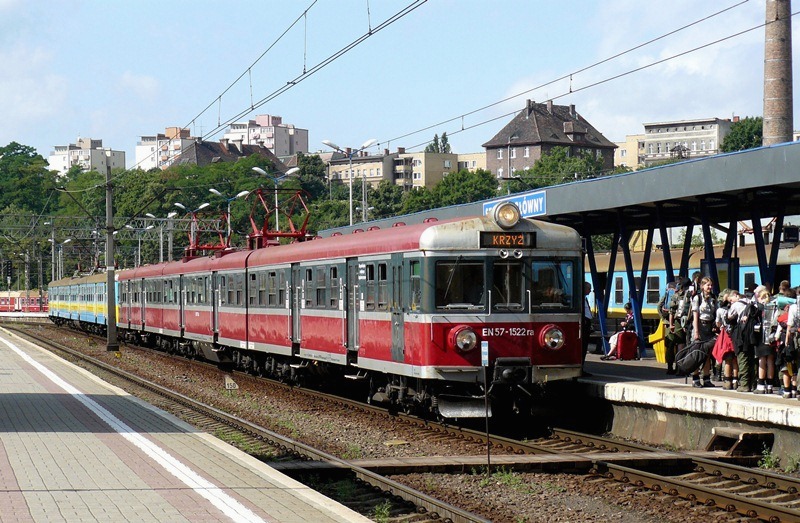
[49,203,583,417]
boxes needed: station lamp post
[251,167,300,232]
[174,202,210,250]
[208,189,250,245]
[48,238,71,280]
[321,138,377,226]
[125,225,154,267]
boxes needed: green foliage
[721,116,763,152]
[424,132,451,153]
[759,445,780,469]
[372,500,392,523]
[505,146,605,193]
[0,142,57,214]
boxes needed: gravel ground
[32,326,762,522]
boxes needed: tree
[424,132,451,154]
[0,142,57,214]
[504,146,604,193]
[721,116,763,152]
[432,168,497,207]
[370,180,404,219]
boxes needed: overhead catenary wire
[384,0,753,150]
[400,7,799,152]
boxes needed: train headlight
[539,324,565,350]
[493,202,521,230]
[448,325,478,352]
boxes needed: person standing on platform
[668,277,690,373]
[718,290,742,390]
[582,282,594,374]
[658,281,677,374]
[754,288,778,394]
[782,291,800,399]
[732,285,766,392]
[690,277,718,388]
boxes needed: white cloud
[0,43,68,144]
[118,71,159,102]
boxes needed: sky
[0,0,796,168]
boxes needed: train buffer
[704,426,775,457]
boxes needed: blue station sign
[483,190,547,218]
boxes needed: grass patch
[759,445,781,470]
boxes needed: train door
[346,259,360,359]
[291,265,302,346]
[140,279,147,328]
[211,272,219,339]
[390,254,405,362]
[179,275,186,332]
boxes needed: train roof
[110,213,582,280]
[49,271,108,287]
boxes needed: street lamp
[174,202,210,252]
[322,138,377,226]
[49,238,71,280]
[209,189,250,245]
[125,225,154,267]
[251,167,300,232]
[145,213,178,262]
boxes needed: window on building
[497,149,503,160]
[443,159,451,168]
[701,140,706,151]
[497,167,504,178]
[523,146,530,158]
[656,143,662,154]
[691,141,697,152]
[648,144,654,154]
[510,148,516,159]
[621,150,627,157]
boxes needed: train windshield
[530,260,577,310]
[435,258,485,310]
[492,261,524,311]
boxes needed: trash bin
[648,322,667,363]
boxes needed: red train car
[116,203,583,417]
[0,290,48,313]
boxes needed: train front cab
[373,202,583,417]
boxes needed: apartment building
[613,134,645,170]
[48,137,126,176]
[641,117,734,167]
[482,99,616,178]
[223,114,308,157]
[135,127,197,170]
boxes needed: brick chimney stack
[763,0,793,146]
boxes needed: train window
[257,272,267,306]
[646,276,661,304]
[305,268,315,308]
[744,272,756,292]
[377,263,388,310]
[410,261,421,311]
[435,259,485,310]
[248,273,257,306]
[316,267,326,308]
[530,260,576,309]
[234,274,244,306]
[278,271,286,307]
[268,272,278,306]
[492,261,523,311]
[365,264,376,310]
[329,267,339,308]
[614,277,624,304]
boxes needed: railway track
[15,323,800,522]
[6,326,490,523]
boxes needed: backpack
[675,339,712,375]
[658,289,674,321]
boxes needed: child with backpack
[689,276,718,388]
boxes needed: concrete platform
[579,349,800,459]
[0,328,368,523]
